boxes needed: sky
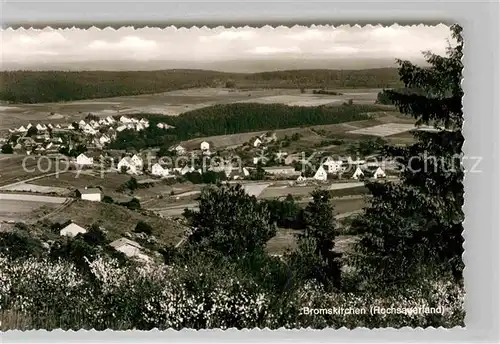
[0,24,454,72]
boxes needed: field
[0,156,62,187]
[0,193,67,222]
[0,87,384,134]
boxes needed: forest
[108,103,382,150]
[0,68,402,103]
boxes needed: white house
[116,125,127,132]
[26,123,33,129]
[323,157,343,173]
[99,134,111,145]
[78,120,87,127]
[313,165,328,181]
[173,145,186,155]
[60,222,87,237]
[67,124,75,130]
[200,141,210,151]
[373,167,386,179]
[117,157,138,175]
[78,187,102,202]
[253,138,263,147]
[17,125,27,133]
[352,167,364,180]
[180,165,191,175]
[119,116,132,123]
[106,116,116,124]
[130,154,144,170]
[110,238,149,261]
[151,163,169,177]
[55,124,62,129]
[76,153,94,166]
[296,175,306,183]
[35,123,45,131]
[263,166,299,176]
[83,124,97,135]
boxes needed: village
[0,110,400,262]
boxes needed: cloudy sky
[0,24,453,72]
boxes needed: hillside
[0,68,401,103]
[43,200,187,248]
[109,103,383,150]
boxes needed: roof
[79,187,102,195]
[61,222,86,233]
[110,237,142,249]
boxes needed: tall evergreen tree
[352,24,464,289]
[290,189,342,291]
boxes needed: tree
[186,183,276,258]
[26,126,38,137]
[134,221,153,236]
[351,25,464,290]
[289,190,342,291]
[1,143,13,154]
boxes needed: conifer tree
[352,25,464,289]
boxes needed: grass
[0,155,60,187]
[43,200,187,247]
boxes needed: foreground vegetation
[0,68,401,103]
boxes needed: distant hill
[0,68,402,104]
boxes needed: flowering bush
[0,254,465,330]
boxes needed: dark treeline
[0,68,401,103]
[108,103,382,150]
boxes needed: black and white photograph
[0,24,465,330]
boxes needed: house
[136,123,145,131]
[36,123,47,131]
[253,156,268,165]
[200,141,210,151]
[253,138,263,147]
[323,157,344,173]
[83,124,97,135]
[173,145,186,155]
[139,118,149,125]
[55,124,62,129]
[130,154,144,169]
[275,151,288,161]
[106,116,116,124]
[119,116,132,123]
[67,124,75,130]
[60,222,87,237]
[373,167,386,179]
[117,157,139,175]
[99,134,111,145]
[116,125,127,132]
[17,125,27,133]
[26,123,33,129]
[76,153,94,166]
[151,163,169,177]
[110,238,148,260]
[78,120,87,127]
[352,167,364,180]
[296,175,307,183]
[313,165,328,181]
[78,187,102,202]
[264,166,299,176]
